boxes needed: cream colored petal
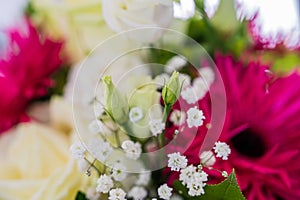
[8,123,70,179]
[50,96,74,133]
[0,180,43,200]
[32,160,87,200]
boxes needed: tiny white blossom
[136,171,151,186]
[88,140,113,162]
[70,142,86,159]
[192,171,208,183]
[121,140,142,160]
[129,107,144,123]
[170,110,186,126]
[94,102,105,118]
[199,150,216,167]
[149,119,165,136]
[213,141,231,160]
[128,186,147,200]
[186,107,205,128]
[109,188,126,200]
[155,73,170,89]
[199,67,215,86]
[88,119,104,134]
[181,87,198,104]
[179,165,197,186]
[96,174,114,194]
[86,187,101,200]
[167,152,188,171]
[188,182,205,197]
[111,162,127,181]
[158,184,173,200]
[165,56,187,73]
[77,158,89,173]
[193,77,209,101]
[178,73,191,89]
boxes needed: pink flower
[248,13,300,50]
[166,55,300,199]
[0,20,63,133]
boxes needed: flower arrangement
[0,0,299,200]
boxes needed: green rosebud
[102,76,129,124]
[162,71,181,107]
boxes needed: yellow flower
[30,0,114,62]
[0,97,87,200]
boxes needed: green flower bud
[162,71,181,107]
[102,76,129,124]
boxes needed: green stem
[84,158,101,176]
[114,130,121,147]
[160,105,172,147]
[162,105,172,123]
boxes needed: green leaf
[210,0,240,34]
[173,170,246,200]
[75,191,87,200]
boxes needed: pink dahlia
[0,20,63,133]
[165,55,300,199]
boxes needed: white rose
[102,0,174,42]
[0,123,87,200]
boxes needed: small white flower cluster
[96,176,127,199]
[180,68,215,104]
[169,110,186,126]
[165,56,187,74]
[121,140,142,160]
[96,174,114,193]
[181,87,198,104]
[169,107,205,130]
[88,140,113,162]
[111,162,127,181]
[128,186,147,200]
[88,119,104,135]
[109,188,127,200]
[155,73,170,89]
[76,158,89,173]
[167,152,188,172]
[179,165,208,197]
[199,150,216,167]
[187,107,205,128]
[129,107,144,123]
[178,73,191,89]
[70,142,86,159]
[94,161,128,198]
[149,119,165,136]
[126,170,151,200]
[158,184,173,200]
[213,141,231,160]
[136,170,151,186]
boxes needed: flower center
[231,128,266,158]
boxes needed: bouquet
[0,0,299,200]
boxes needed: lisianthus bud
[102,76,129,124]
[162,71,181,107]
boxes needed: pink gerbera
[0,20,63,133]
[165,55,300,199]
